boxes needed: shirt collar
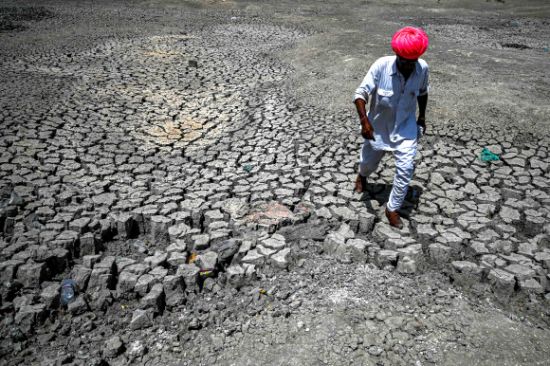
[390,59,398,75]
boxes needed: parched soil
[0,1,549,365]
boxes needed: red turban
[391,27,429,60]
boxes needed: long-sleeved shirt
[353,55,429,151]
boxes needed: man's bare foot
[385,207,403,229]
[354,174,367,193]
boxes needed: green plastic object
[243,164,253,173]
[480,148,500,162]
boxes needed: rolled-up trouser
[358,141,416,212]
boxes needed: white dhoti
[359,141,416,212]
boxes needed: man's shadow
[361,183,423,219]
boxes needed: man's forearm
[417,94,428,119]
[355,98,374,140]
[354,98,368,121]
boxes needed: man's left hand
[417,116,426,133]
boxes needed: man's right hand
[361,117,375,140]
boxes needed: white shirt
[353,56,429,151]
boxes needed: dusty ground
[1,0,550,365]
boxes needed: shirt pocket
[376,88,394,109]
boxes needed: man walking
[353,26,429,229]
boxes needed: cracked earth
[1,0,550,365]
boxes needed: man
[353,26,429,229]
